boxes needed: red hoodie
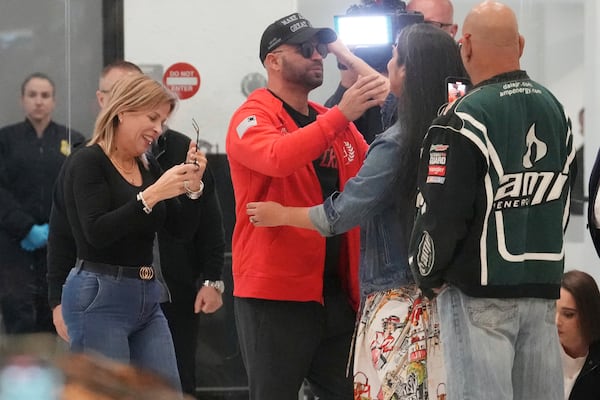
[226,88,367,310]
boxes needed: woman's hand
[338,74,389,121]
[184,141,207,189]
[142,162,204,207]
[53,304,70,343]
[247,202,315,230]
[246,201,287,227]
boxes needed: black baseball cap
[259,13,337,63]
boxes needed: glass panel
[0,0,103,361]
[0,0,103,136]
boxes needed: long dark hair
[561,270,600,345]
[394,23,465,201]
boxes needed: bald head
[464,1,520,47]
[460,1,524,84]
[407,0,458,37]
[96,62,142,110]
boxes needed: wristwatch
[202,280,225,294]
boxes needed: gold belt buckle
[139,266,154,280]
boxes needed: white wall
[124,0,297,152]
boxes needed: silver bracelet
[184,180,204,200]
[136,192,152,214]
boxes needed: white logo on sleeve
[343,141,355,164]
[236,115,258,139]
[417,231,435,276]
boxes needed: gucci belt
[138,266,155,280]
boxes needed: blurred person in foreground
[0,353,194,400]
[58,353,195,400]
[247,23,465,400]
[226,12,388,400]
[556,270,600,400]
[409,1,575,399]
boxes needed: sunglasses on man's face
[271,42,328,59]
[295,42,329,59]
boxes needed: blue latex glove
[20,223,49,251]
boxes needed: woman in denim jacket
[247,23,465,400]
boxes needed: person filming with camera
[326,0,458,142]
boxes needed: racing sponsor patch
[430,144,448,152]
[417,231,435,277]
[428,165,446,176]
[426,144,449,184]
[236,115,257,138]
[426,176,446,184]
[429,152,446,165]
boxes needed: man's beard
[281,57,323,91]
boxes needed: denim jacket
[309,122,414,299]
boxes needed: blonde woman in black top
[60,74,205,390]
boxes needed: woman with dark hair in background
[556,270,600,399]
[246,23,465,399]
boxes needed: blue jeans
[437,285,563,400]
[61,267,181,390]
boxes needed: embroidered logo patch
[522,123,547,168]
[426,176,445,184]
[417,231,435,277]
[236,115,257,138]
[343,141,355,164]
[428,165,446,176]
[429,152,447,165]
[430,144,449,152]
[426,144,449,184]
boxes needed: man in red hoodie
[226,12,388,400]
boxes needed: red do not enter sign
[163,62,201,100]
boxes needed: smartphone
[445,76,471,103]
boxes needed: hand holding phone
[445,76,471,103]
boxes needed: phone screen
[445,77,470,103]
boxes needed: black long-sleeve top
[48,131,225,307]
[63,143,198,266]
[568,341,600,399]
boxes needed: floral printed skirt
[353,286,447,400]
